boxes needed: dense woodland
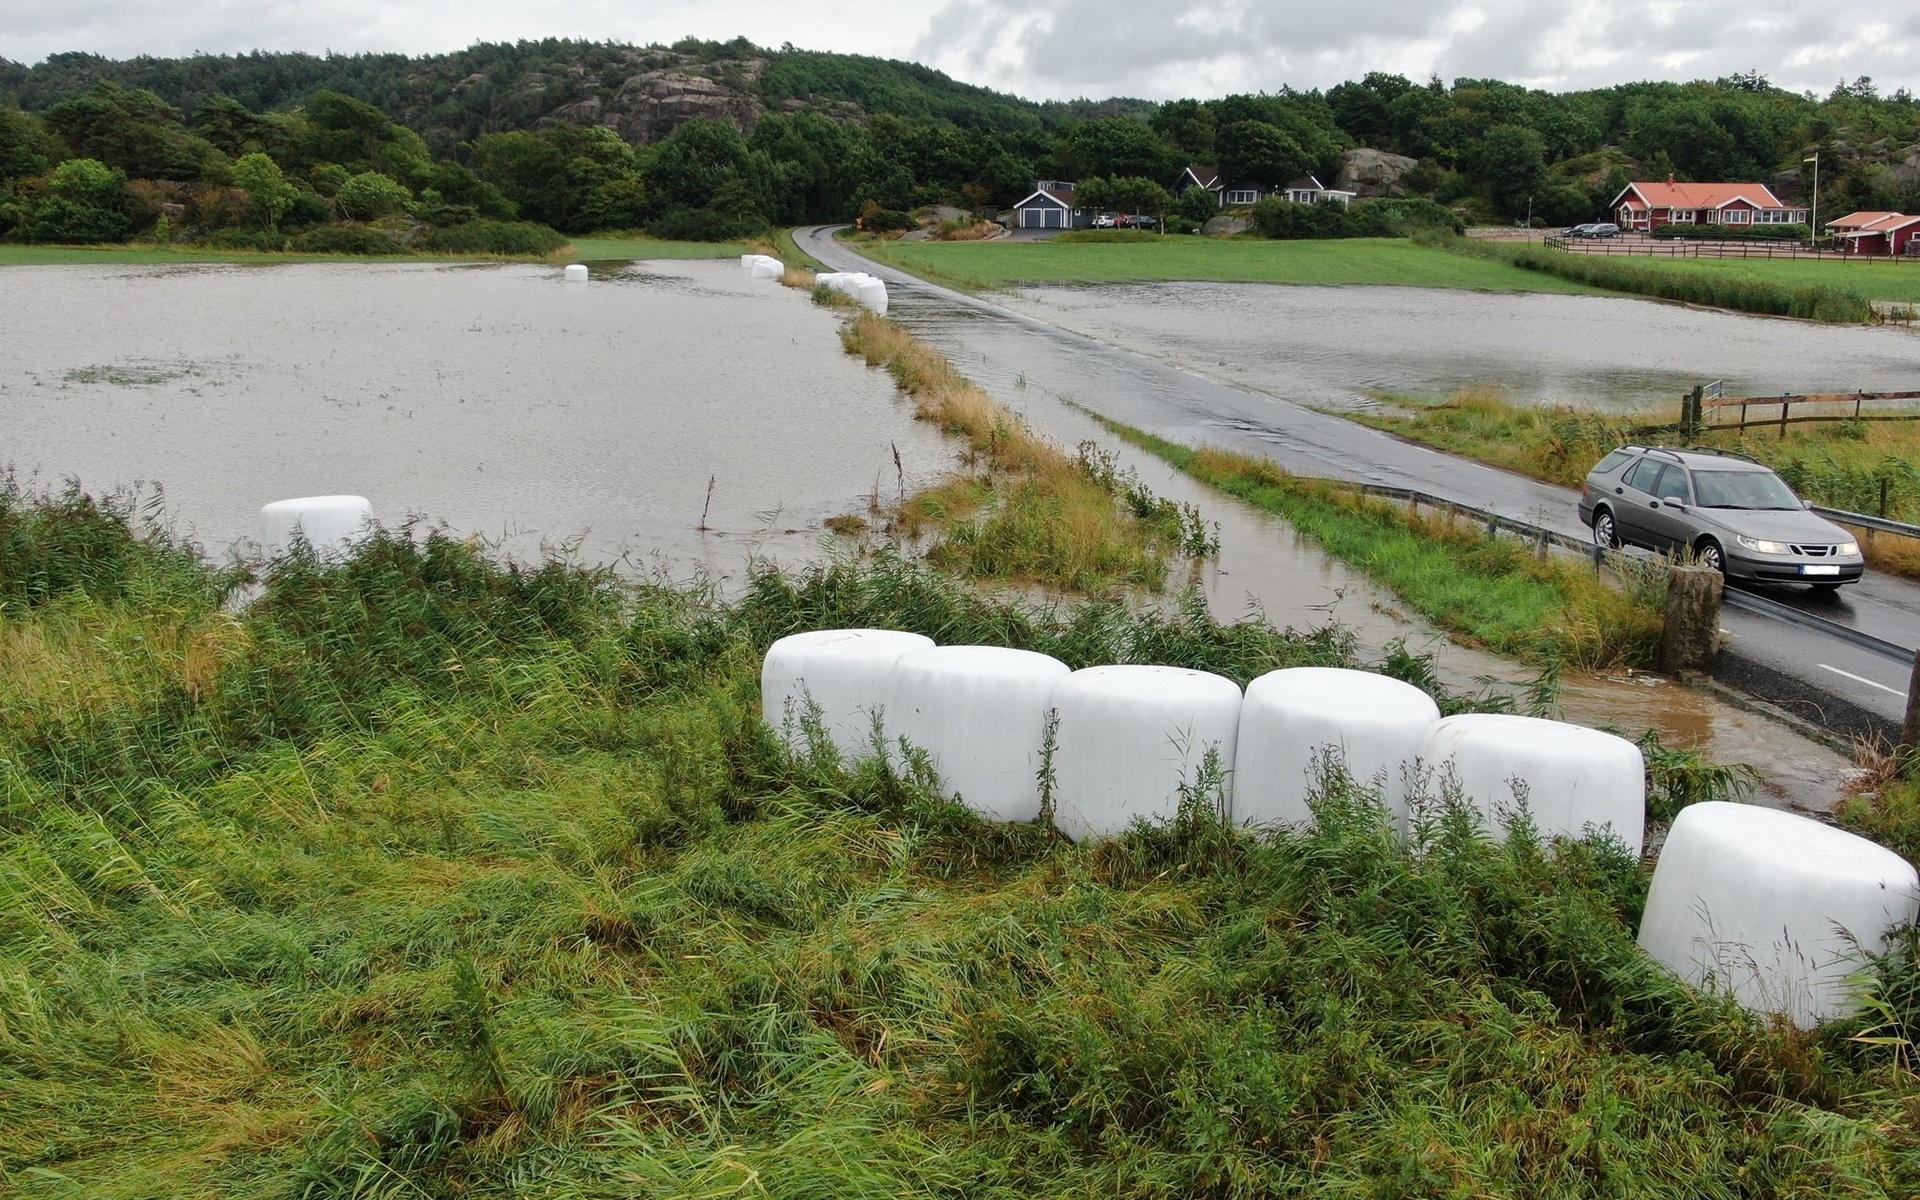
[2,38,1918,248]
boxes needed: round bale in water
[1639,801,1920,1027]
[260,495,372,561]
[1050,666,1242,842]
[1418,714,1643,854]
[761,629,935,764]
[1234,667,1440,831]
[749,256,785,279]
[853,277,889,313]
[885,646,1071,822]
[739,253,758,269]
[563,263,589,283]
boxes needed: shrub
[190,228,289,251]
[647,204,767,241]
[422,219,566,256]
[291,223,409,255]
[1251,196,1464,240]
[334,171,412,220]
[859,203,915,232]
[18,157,132,242]
[1651,222,1809,241]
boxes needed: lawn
[861,235,1604,294]
[1614,253,1920,304]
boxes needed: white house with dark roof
[1177,164,1353,208]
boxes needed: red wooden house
[1610,177,1807,232]
[1825,211,1920,256]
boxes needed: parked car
[1092,213,1117,229]
[1589,222,1622,237]
[1564,223,1600,237]
[1132,215,1160,229]
[1579,446,1863,589]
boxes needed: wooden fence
[1544,234,1918,262]
[1681,386,1920,435]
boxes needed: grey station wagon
[1579,446,1864,590]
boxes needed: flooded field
[0,259,952,581]
[1008,282,1920,414]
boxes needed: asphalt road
[799,225,1918,740]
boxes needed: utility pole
[1803,152,1820,249]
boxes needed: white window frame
[1672,209,1696,223]
[1226,189,1260,206]
[1723,208,1751,224]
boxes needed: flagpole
[1805,153,1819,251]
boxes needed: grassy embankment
[4,480,1918,1198]
[834,311,1213,591]
[1079,414,1665,670]
[0,236,744,267]
[1348,389,1920,577]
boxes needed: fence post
[1681,385,1703,439]
[1659,565,1724,674]
[1901,649,1920,777]
[1779,401,1789,439]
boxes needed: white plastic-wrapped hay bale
[260,495,372,561]
[884,646,1070,822]
[761,629,934,763]
[562,263,589,283]
[1418,714,1644,854]
[1234,668,1439,831]
[1639,801,1920,1027]
[853,277,889,313]
[1050,666,1242,842]
[739,253,758,269]
[748,255,785,279]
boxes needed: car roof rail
[1642,447,1686,464]
[1682,445,1765,465]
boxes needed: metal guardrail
[1341,481,1919,662]
[1813,506,1920,539]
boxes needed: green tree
[22,157,132,242]
[1176,185,1219,224]
[1472,124,1546,217]
[334,171,412,220]
[1065,118,1178,182]
[42,82,225,181]
[0,106,64,184]
[232,151,297,229]
[1217,120,1309,186]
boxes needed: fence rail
[1700,388,1920,434]
[1543,234,1919,262]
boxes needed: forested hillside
[2,38,1917,250]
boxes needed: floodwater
[1005,282,1920,414]
[0,259,952,581]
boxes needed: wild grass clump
[1438,234,1875,323]
[2,486,1918,1197]
[840,312,1213,592]
[1090,420,1666,669]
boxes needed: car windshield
[1691,469,1801,510]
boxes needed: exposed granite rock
[1336,148,1419,197]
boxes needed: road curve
[798,225,1916,740]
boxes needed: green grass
[1590,253,1920,305]
[860,235,1605,294]
[565,235,749,262]
[1086,415,1666,669]
[3,480,1919,1198]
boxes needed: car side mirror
[1803,499,1814,510]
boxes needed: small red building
[1610,177,1807,231]
[1826,211,1920,256]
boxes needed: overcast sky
[4,0,1916,101]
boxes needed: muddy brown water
[0,258,1856,812]
[1006,282,1920,414]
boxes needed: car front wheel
[1695,538,1725,574]
[1592,508,1619,549]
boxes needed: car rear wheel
[1695,538,1725,574]
[1592,508,1618,549]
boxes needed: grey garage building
[1013,181,1088,230]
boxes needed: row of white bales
[254,471,1915,1031]
[764,627,1920,1030]
[739,253,888,312]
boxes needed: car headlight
[1839,541,1860,557]
[1736,535,1792,554]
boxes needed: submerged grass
[838,311,1212,592]
[1086,416,1666,669]
[3,482,1920,1197]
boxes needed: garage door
[1045,207,1062,229]
[1019,207,1039,228]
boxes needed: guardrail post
[1659,565,1724,674]
[1901,649,1920,777]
